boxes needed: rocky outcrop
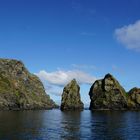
[89,74,128,110]
[127,88,140,109]
[0,58,57,110]
[61,79,84,111]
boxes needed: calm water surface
[0,110,140,140]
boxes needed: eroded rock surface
[61,79,84,111]
[127,88,140,109]
[89,74,128,110]
[0,59,57,110]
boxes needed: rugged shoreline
[0,58,140,111]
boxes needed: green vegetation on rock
[89,73,128,110]
[0,58,57,110]
[127,87,140,109]
[61,79,84,111]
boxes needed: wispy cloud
[88,8,96,15]
[72,64,97,70]
[72,0,82,11]
[71,0,96,17]
[115,20,140,51]
[45,84,62,97]
[36,69,96,86]
[80,32,96,36]
[35,69,96,97]
[112,65,125,74]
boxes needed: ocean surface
[0,109,140,140]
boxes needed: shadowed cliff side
[127,88,140,109]
[89,74,128,110]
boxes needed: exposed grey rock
[61,79,84,111]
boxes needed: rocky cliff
[89,74,128,110]
[127,88,140,109]
[61,79,84,111]
[0,59,57,110]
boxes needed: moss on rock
[89,73,128,110]
[61,79,84,111]
[0,58,57,110]
[127,87,140,109]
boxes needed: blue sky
[0,0,140,106]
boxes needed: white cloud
[35,69,96,86]
[115,20,140,51]
[45,85,62,97]
[35,69,96,99]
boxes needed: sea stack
[61,79,84,111]
[0,58,57,110]
[127,88,140,109]
[89,73,127,110]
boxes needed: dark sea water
[0,110,140,140]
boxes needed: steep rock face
[127,88,140,108]
[61,79,84,110]
[0,59,57,110]
[89,74,127,110]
